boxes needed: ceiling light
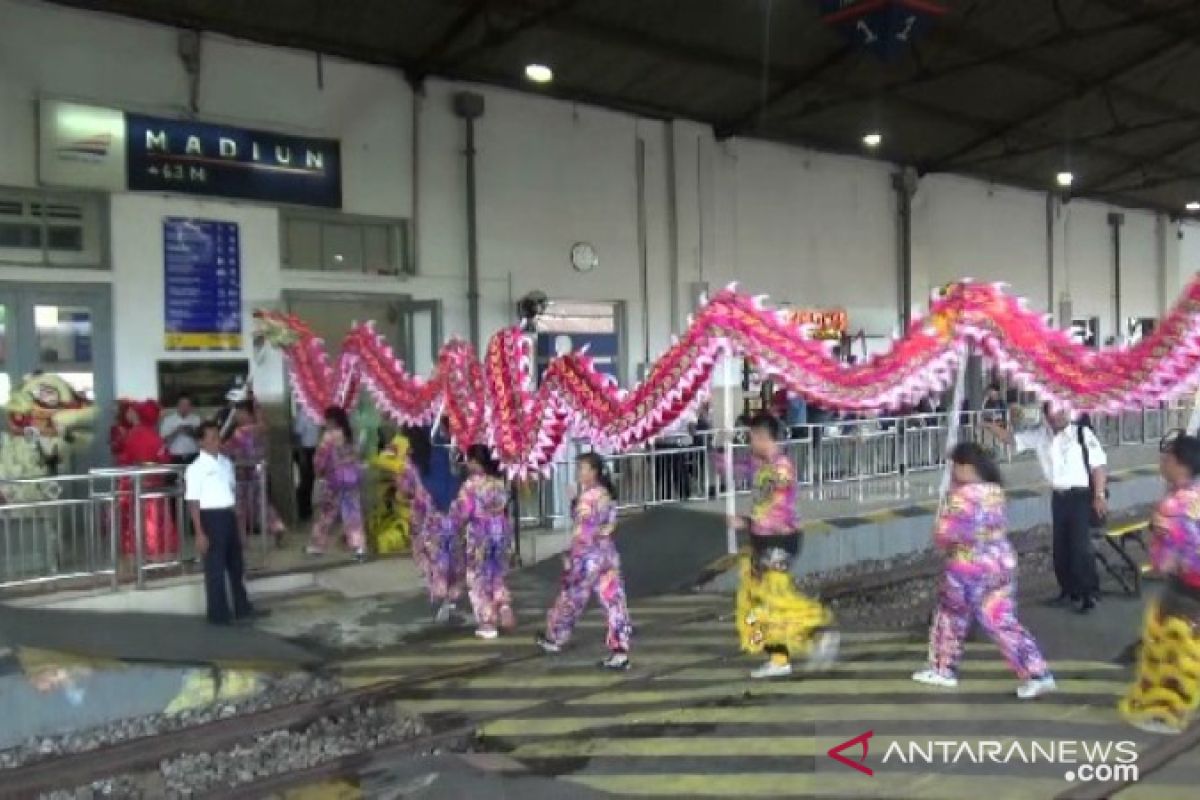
[1056,171,1074,188]
[862,132,882,148]
[1187,201,1200,212]
[524,64,553,84]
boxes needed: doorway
[283,293,442,374]
[0,283,113,472]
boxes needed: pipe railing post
[132,472,145,589]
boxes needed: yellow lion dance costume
[367,434,414,555]
[1119,483,1200,735]
[736,551,833,657]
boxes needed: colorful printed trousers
[545,543,632,652]
[928,568,1048,680]
[235,469,285,537]
[416,512,464,603]
[310,486,365,551]
[466,534,515,629]
[1120,580,1200,733]
[736,534,831,658]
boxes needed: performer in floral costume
[400,427,465,622]
[306,406,366,561]
[367,433,414,555]
[732,413,837,679]
[223,401,286,543]
[450,445,515,639]
[914,442,1055,698]
[1121,432,1200,734]
[537,452,632,670]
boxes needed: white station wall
[0,0,1189,398]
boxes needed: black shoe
[235,608,271,624]
[1077,597,1096,614]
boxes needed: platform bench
[1092,520,1149,597]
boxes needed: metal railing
[508,402,1189,528]
[0,461,268,593]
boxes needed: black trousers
[295,446,316,521]
[201,508,252,624]
[1050,489,1099,599]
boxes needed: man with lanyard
[729,413,837,678]
[989,404,1107,613]
[186,421,257,625]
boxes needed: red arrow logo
[827,730,874,776]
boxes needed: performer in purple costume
[913,442,1056,699]
[450,444,515,639]
[222,402,286,543]
[402,427,464,622]
[537,452,633,670]
[305,406,366,561]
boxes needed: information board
[163,218,242,351]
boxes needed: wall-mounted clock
[570,241,598,273]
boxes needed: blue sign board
[163,218,242,351]
[128,114,341,208]
[536,333,620,381]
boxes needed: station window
[281,212,410,275]
[0,188,106,269]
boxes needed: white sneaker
[806,631,840,672]
[353,548,367,562]
[434,601,455,624]
[750,660,793,679]
[535,633,561,653]
[474,627,498,640]
[1016,675,1057,700]
[304,545,324,556]
[912,669,959,689]
[1128,718,1183,736]
[600,652,630,670]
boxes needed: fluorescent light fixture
[862,132,883,148]
[524,64,553,83]
[1056,171,1074,188]
[1187,201,1200,212]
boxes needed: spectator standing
[160,395,202,465]
[988,405,1107,613]
[293,410,321,522]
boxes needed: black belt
[1052,487,1091,495]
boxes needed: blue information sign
[128,114,341,208]
[163,218,242,351]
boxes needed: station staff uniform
[1013,422,1106,602]
[185,449,252,624]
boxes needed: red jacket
[118,401,169,466]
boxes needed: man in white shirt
[161,395,202,465]
[988,405,1107,613]
[186,421,254,625]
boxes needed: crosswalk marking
[564,678,1127,706]
[562,773,1080,799]
[480,702,1120,738]
[664,660,1123,680]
